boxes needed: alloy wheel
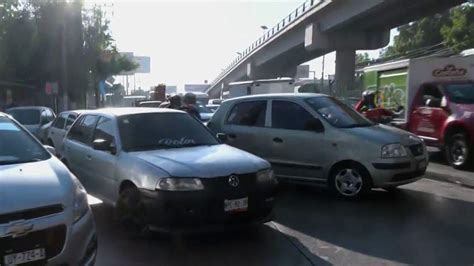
[334,168,363,197]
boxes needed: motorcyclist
[357,90,377,112]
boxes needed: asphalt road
[91,177,474,266]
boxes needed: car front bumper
[369,156,429,188]
[139,183,277,233]
[48,209,97,265]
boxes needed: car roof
[223,93,328,103]
[6,106,48,111]
[59,109,91,115]
[82,107,185,117]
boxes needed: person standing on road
[181,93,201,120]
[168,94,182,109]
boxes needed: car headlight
[257,169,275,183]
[156,178,204,191]
[73,179,89,223]
[381,143,408,158]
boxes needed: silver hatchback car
[62,108,277,232]
[0,113,97,265]
[208,94,429,198]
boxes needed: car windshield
[0,117,50,165]
[305,97,374,128]
[444,83,474,104]
[7,109,40,125]
[118,112,219,152]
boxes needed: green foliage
[381,5,474,58]
[441,5,474,53]
[355,52,371,66]
[0,1,136,106]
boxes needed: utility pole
[321,55,325,93]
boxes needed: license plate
[418,160,427,170]
[224,197,248,212]
[4,248,46,266]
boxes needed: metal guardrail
[210,0,326,88]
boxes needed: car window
[53,113,68,129]
[0,117,50,165]
[271,100,317,131]
[418,85,443,106]
[306,97,373,128]
[7,109,41,125]
[65,114,77,128]
[93,117,115,143]
[67,115,97,145]
[118,113,219,152]
[226,101,267,127]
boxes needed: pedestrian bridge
[206,0,465,99]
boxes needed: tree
[381,4,474,59]
[83,5,137,107]
[355,52,371,66]
[442,5,474,53]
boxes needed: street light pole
[321,55,325,93]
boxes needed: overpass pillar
[335,49,356,96]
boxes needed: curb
[424,167,474,189]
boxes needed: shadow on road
[274,183,474,265]
[92,203,331,266]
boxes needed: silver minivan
[6,106,55,139]
[46,110,87,155]
[208,93,429,198]
[0,113,97,265]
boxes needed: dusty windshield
[445,84,474,104]
[6,109,40,125]
[306,97,374,128]
[118,113,219,152]
[0,118,50,165]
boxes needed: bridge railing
[210,0,326,89]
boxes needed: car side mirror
[426,98,441,108]
[93,139,116,154]
[305,119,325,133]
[216,133,228,142]
[43,145,57,156]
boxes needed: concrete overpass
[206,0,466,99]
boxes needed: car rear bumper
[139,186,276,233]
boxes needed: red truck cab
[408,81,474,169]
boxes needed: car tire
[329,162,372,198]
[116,186,148,234]
[445,132,472,170]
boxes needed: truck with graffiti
[359,54,474,169]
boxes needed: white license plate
[4,248,46,266]
[224,197,248,212]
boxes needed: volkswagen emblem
[228,175,240,187]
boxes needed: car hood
[0,159,73,215]
[344,124,420,146]
[131,144,269,178]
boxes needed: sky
[86,0,392,91]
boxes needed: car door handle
[273,137,283,143]
[86,155,92,160]
[51,132,55,135]
[228,133,237,139]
